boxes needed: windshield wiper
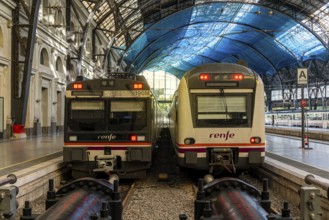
[220,89,229,126]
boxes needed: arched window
[56,57,64,73]
[0,26,3,48]
[43,0,50,17]
[85,38,91,56]
[40,48,49,67]
[55,9,64,27]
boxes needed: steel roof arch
[81,0,329,50]
[122,2,329,77]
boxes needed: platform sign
[297,68,308,85]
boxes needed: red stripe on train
[64,142,152,146]
[176,143,265,147]
[176,146,265,153]
[86,147,129,150]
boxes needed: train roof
[183,63,257,78]
[67,73,150,90]
[179,63,263,89]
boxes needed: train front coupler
[209,148,236,174]
[93,155,117,174]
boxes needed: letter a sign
[297,68,308,85]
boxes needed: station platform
[265,133,329,180]
[0,134,63,177]
[0,131,328,181]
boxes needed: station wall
[0,0,112,139]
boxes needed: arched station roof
[80,0,329,81]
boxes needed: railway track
[121,180,136,212]
[7,130,329,219]
[11,160,322,220]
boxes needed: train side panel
[253,75,265,140]
[177,78,195,145]
[266,110,329,128]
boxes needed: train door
[287,114,292,126]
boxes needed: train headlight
[69,136,77,141]
[199,73,210,81]
[231,73,244,80]
[184,138,195,145]
[250,137,261,144]
[133,83,143,89]
[73,83,83,89]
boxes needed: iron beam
[11,0,41,126]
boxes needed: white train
[168,63,265,174]
[266,110,329,128]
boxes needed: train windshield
[68,100,105,131]
[109,101,146,131]
[67,100,147,132]
[196,95,249,127]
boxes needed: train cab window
[307,113,322,120]
[109,101,146,131]
[68,100,105,131]
[195,95,250,127]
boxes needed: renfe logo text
[97,133,116,140]
[209,131,235,141]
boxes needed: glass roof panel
[78,0,329,78]
[115,35,126,47]
[123,2,329,77]
[82,2,93,11]
[120,1,138,18]
[95,2,109,18]
[313,2,329,31]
